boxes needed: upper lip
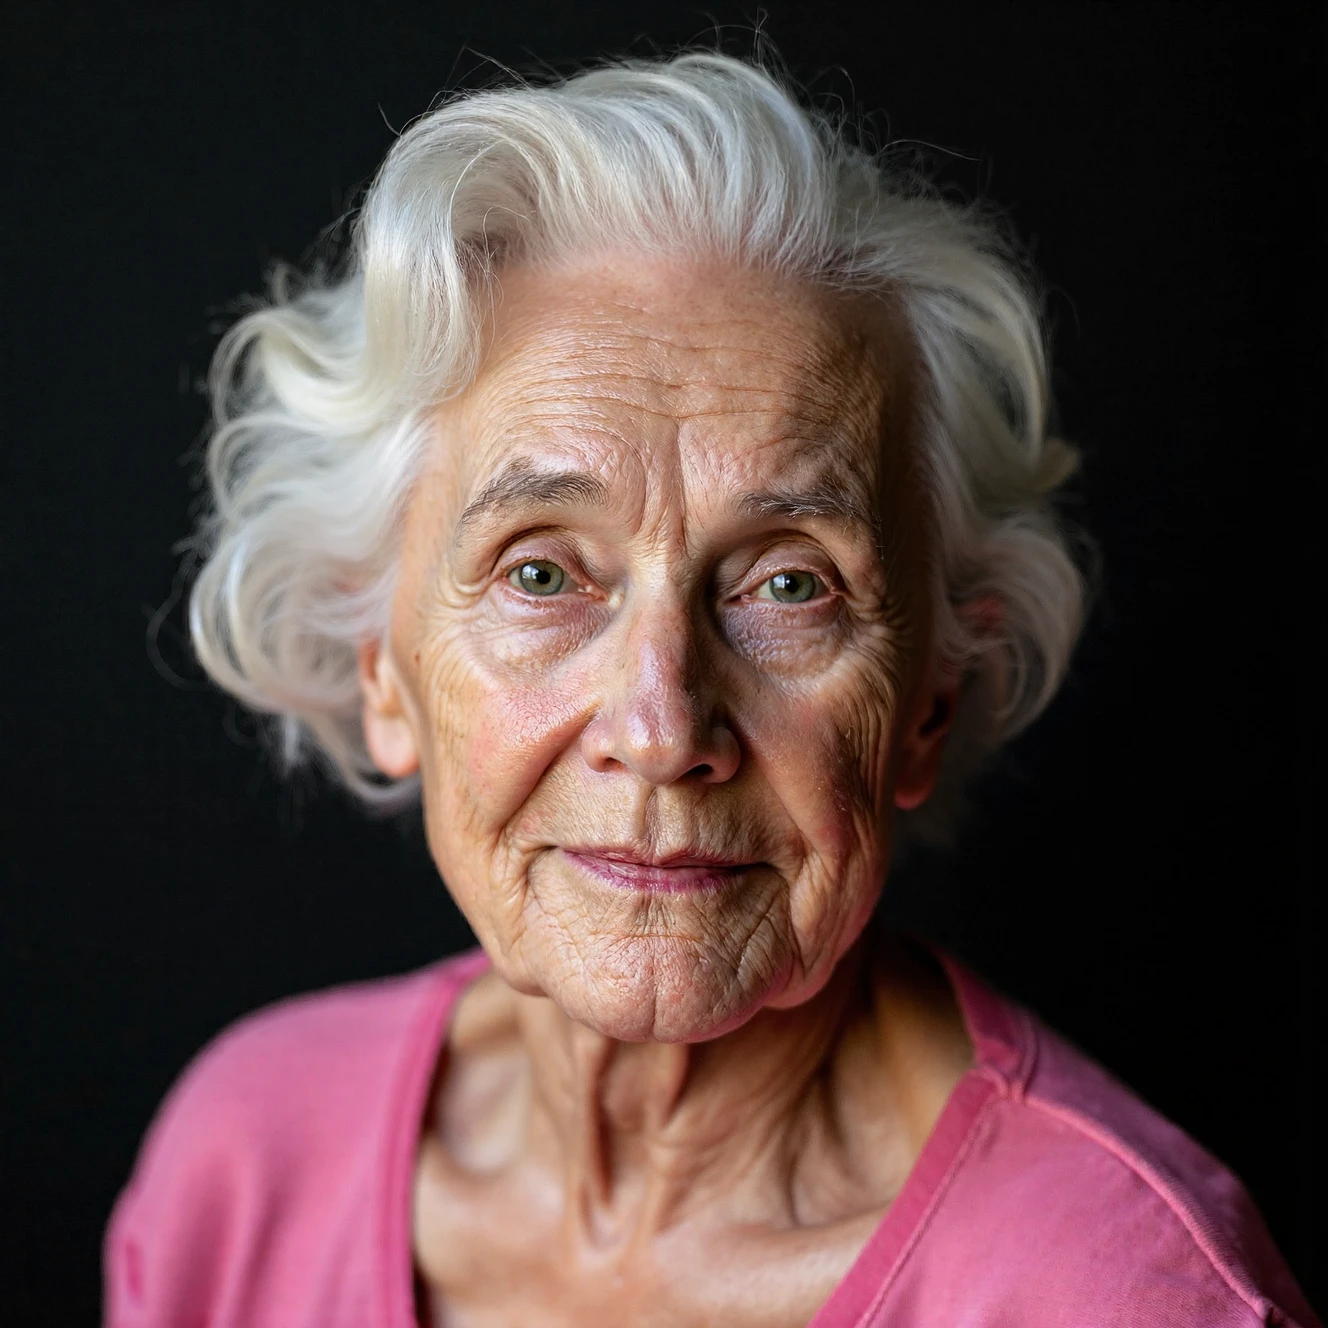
[564,846,750,869]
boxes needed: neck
[498,926,941,1244]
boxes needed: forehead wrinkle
[736,434,882,518]
[478,354,861,410]
[469,372,866,455]
[447,259,912,542]
[473,369,888,457]
[478,299,890,421]
[554,289,868,366]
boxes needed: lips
[561,847,753,893]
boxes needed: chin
[530,931,795,1043]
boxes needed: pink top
[104,947,1319,1327]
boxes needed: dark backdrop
[3,2,1323,1322]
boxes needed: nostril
[688,763,713,779]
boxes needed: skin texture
[357,255,977,1325]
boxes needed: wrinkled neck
[514,936,877,1239]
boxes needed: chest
[413,1172,879,1328]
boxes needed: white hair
[187,51,1090,846]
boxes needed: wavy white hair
[187,51,1090,846]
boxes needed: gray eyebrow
[737,482,879,536]
[453,460,879,544]
[454,462,610,539]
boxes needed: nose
[580,605,740,786]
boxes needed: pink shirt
[104,947,1318,1327]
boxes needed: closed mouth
[560,847,754,893]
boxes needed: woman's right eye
[508,560,567,596]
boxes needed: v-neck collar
[381,942,1035,1328]
[807,947,1036,1326]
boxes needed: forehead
[435,254,911,501]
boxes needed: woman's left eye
[753,570,824,603]
[508,559,568,596]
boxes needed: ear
[893,594,1004,811]
[356,637,421,779]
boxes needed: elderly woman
[105,53,1315,1328]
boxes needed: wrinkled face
[362,255,951,1042]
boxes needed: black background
[3,2,1323,1322]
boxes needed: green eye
[759,570,822,603]
[509,560,566,596]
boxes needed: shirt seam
[1019,1092,1275,1324]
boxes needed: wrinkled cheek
[468,681,583,817]
[752,695,884,860]
[457,695,528,823]
[416,643,592,857]
[745,684,895,958]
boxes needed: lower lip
[563,850,749,894]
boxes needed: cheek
[747,656,901,860]
[461,680,583,824]
[408,613,597,854]
[738,647,905,977]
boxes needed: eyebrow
[452,459,881,545]
[737,480,879,537]
[454,462,609,539]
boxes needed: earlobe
[356,638,421,779]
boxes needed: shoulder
[104,950,488,1328]
[908,957,1318,1327]
[124,958,465,1185]
[1020,1020,1315,1324]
